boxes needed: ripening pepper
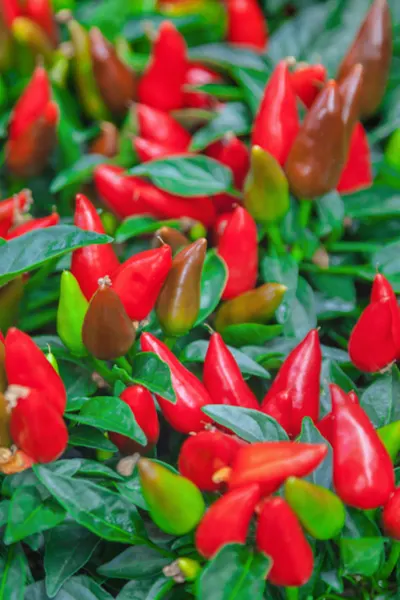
[337,122,372,194]
[0,190,32,238]
[290,63,327,108]
[1,0,22,29]
[382,488,400,540]
[129,103,191,151]
[133,137,185,162]
[112,246,172,321]
[45,348,59,374]
[261,329,322,437]
[176,558,201,582]
[82,278,136,360]
[337,63,364,144]
[348,273,400,373]
[71,194,119,300]
[6,212,59,240]
[0,278,24,332]
[225,0,268,52]
[90,122,119,158]
[94,165,140,219]
[24,0,58,46]
[0,392,11,447]
[256,497,314,587]
[11,17,54,64]
[109,386,159,455]
[331,383,395,509]
[0,337,6,394]
[285,80,346,199]
[141,332,212,433]
[284,476,346,540]
[138,458,205,535]
[178,429,245,491]
[5,327,66,414]
[206,135,250,190]
[203,333,259,410]
[195,483,261,558]
[0,449,34,475]
[57,271,89,357]
[337,0,392,118]
[138,21,187,112]
[252,61,300,166]
[378,421,400,463]
[154,227,189,254]
[156,238,207,337]
[184,62,220,110]
[317,390,359,446]
[244,145,290,224]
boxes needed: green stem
[285,588,299,600]
[164,336,177,351]
[300,263,372,278]
[266,223,286,255]
[298,199,312,229]
[89,357,118,385]
[378,541,400,580]
[115,356,132,375]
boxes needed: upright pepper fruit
[290,63,327,108]
[141,332,212,434]
[71,194,119,300]
[337,0,392,118]
[262,389,292,433]
[184,62,220,109]
[12,17,54,64]
[94,165,140,219]
[337,63,364,143]
[130,103,190,151]
[25,0,58,46]
[138,458,205,535]
[155,227,189,254]
[382,488,400,540]
[90,122,119,158]
[1,0,22,29]
[206,135,249,190]
[57,271,89,357]
[331,383,395,509]
[195,483,261,558]
[6,212,59,240]
[138,21,187,111]
[133,137,184,162]
[252,61,300,166]
[256,497,314,587]
[225,0,268,51]
[0,190,32,238]
[317,390,359,446]
[337,122,372,194]
[261,329,322,437]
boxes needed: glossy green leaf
[345,186,400,219]
[202,405,289,442]
[116,578,173,600]
[130,352,176,403]
[297,418,332,490]
[25,576,113,600]
[50,155,107,193]
[97,546,170,579]
[231,67,270,115]
[315,191,345,238]
[190,103,251,151]
[115,217,181,243]
[283,276,317,338]
[0,544,29,600]
[221,324,283,347]
[189,44,268,72]
[68,426,118,452]
[361,366,400,428]
[196,250,228,325]
[340,537,385,577]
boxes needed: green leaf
[283,276,317,338]
[0,544,29,600]
[361,366,400,428]
[221,324,283,347]
[261,254,299,326]
[315,191,345,238]
[68,426,118,453]
[131,352,176,403]
[129,155,233,197]
[202,406,289,442]
[340,537,385,577]
[66,396,147,446]
[44,523,100,597]
[189,44,268,72]
[196,250,228,325]
[197,544,271,600]
[231,67,270,115]
[115,217,181,243]
[190,83,244,102]
[34,467,144,545]
[26,576,113,600]
[312,273,357,319]
[372,240,400,276]
[345,186,400,219]
[116,578,173,600]
[97,546,170,580]
[297,418,332,490]
[190,103,251,151]
[50,155,107,193]
[0,226,112,286]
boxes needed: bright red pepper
[211,212,231,245]
[71,194,119,300]
[9,66,51,142]
[371,273,398,304]
[261,329,322,437]
[252,61,300,166]
[337,122,372,194]
[228,441,328,493]
[382,488,400,540]
[109,385,159,455]
[317,390,359,446]
[133,137,185,162]
[178,429,245,491]
[5,328,66,414]
[256,497,314,587]
[290,63,327,108]
[6,212,59,240]
[184,63,220,109]
[112,246,172,321]
[94,165,141,219]
[261,390,292,433]
[1,0,22,29]
[225,0,268,52]
[203,332,259,410]
[133,103,191,151]
[196,483,261,558]
[25,0,58,46]
[217,206,258,300]
[140,332,212,434]
[331,383,395,509]
[0,190,32,237]
[205,135,250,190]
[138,21,187,111]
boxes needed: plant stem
[378,541,400,580]
[89,357,118,385]
[115,356,132,374]
[266,223,286,255]
[286,587,299,600]
[300,262,373,278]
[298,199,312,229]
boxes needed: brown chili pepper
[90,122,119,158]
[154,227,190,255]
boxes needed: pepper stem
[285,587,299,600]
[377,540,400,579]
[265,223,285,255]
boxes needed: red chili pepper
[133,137,185,162]
[331,383,395,509]
[382,488,400,540]
[317,390,359,446]
[203,332,259,410]
[25,0,58,46]
[252,61,300,166]
[290,63,327,108]
[228,441,328,493]
[337,122,372,194]
[134,103,191,151]
[140,332,212,434]
[371,273,398,303]
[1,0,22,29]
[206,135,250,190]
[184,63,220,109]
[211,212,231,245]
[9,66,51,141]
[94,165,141,219]
[8,386,68,463]
[5,328,66,414]
[0,190,32,237]
[261,329,322,437]
[178,429,245,491]
[71,194,119,300]
[225,0,268,51]
[6,212,59,240]
[109,385,159,455]
[217,206,258,300]
[261,390,291,433]
[112,246,172,321]
[196,483,261,558]
[256,497,314,587]
[138,21,187,111]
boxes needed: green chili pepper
[377,421,400,463]
[45,347,60,374]
[57,270,89,357]
[12,17,54,65]
[177,557,201,581]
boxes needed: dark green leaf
[68,426,118,453]
[196,250,228,325]
[315,191,345,238]
[261,254,299,326]
[202,405,289,442]
[115,217,181,243]
[231,67,270,115]
[298,418,332,489]
[221,324,283,347]
[97,546,170,579]
[189,44,268,72]
[50,155,107,193]
[345,186,400,219]
[340,537,385,577]
[190,103,251,151]
[25,576,113,600]
[116,578,173,600]
[131,352,175,403]
[283,276,317,338]
[0,544,29,600]
[373,241,400,276]
[361,366,400,428]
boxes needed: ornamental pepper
[89,27,137,116]
[138,458,205,535]
[154,226,189,254]
[82,277,136,360]
[316,390,359,446]
[1,0,22,29]
[138,21,187,112]
[382,488,400,540]
[290,63,327,108]
[7,386,68,463]
[109,386,159,455]
[330,383,395,509]
[212,212,231,245]
[12,17,54,64]
[178,429,245,491]
[206,135,249,190]
[337,122,372,194]
[71,194,119,300]
[133,137,185,162]
[0,278,24,332]
[140,332,212,434]
[244,145,290,224]
[262,390,291,433]
[0,392,11,447]
[256,497,314,587]
[225,0,268,52]
[195,483,261,559]
[176,558,201,582]
[5,327,66,414]
[129,103,190,151]
[0,448,34,475]
[252,61,300,167]
[0,190,32,238]
[217,206,257,300]
[90,123,119,158]
[261,329,322,437]
[348,274,400,373]
[112,245,172,321]
[57,270,89,357]
[8,65,51,139]
[184,63,220,110]
[285,80,346,199]
[94,165,140,220]
[284,476,346,540]
[24,0,58,46]
[155,238,207,337]
[377,421,400,463]
[6,212,59,240]
[45,348,59,374]
[215,282,286,332]
[203,333,259,410]
[337,63,364,143]
[337,0,392,118]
